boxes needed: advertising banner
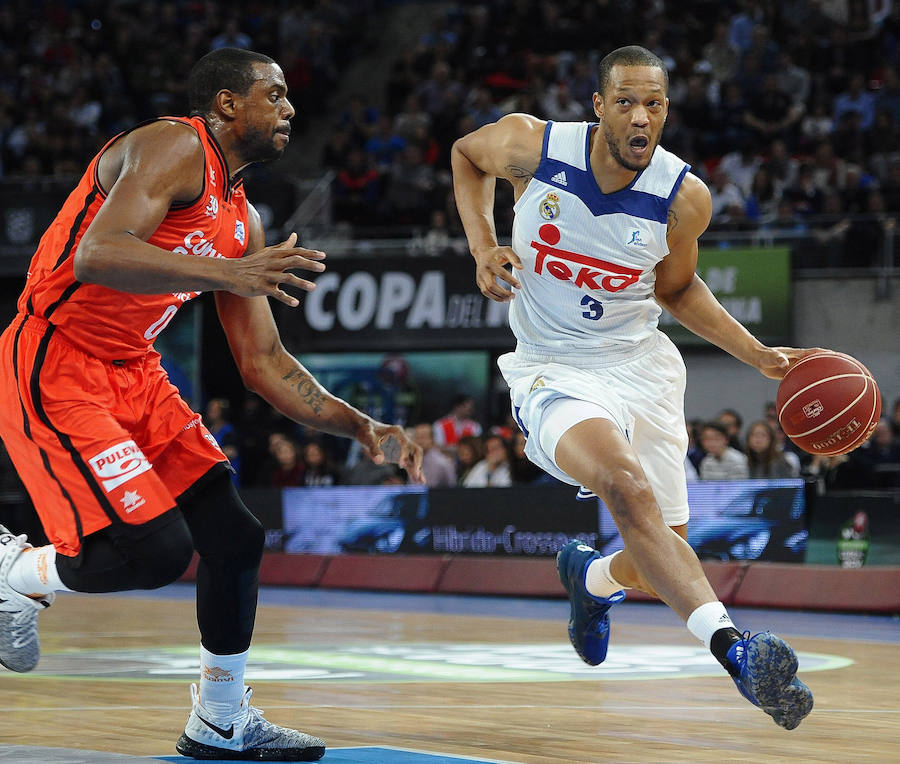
[659,247,792,347]
[276,248,790,352]
[805,491,900,566]
[280,480,807,562]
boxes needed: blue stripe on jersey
[534,156,672,223]
[668,163,690,203]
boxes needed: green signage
[659,247,791,347]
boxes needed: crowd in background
[3,1,900,266]
[150,392,900,492]
[322,0,900,267]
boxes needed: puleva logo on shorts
[88,440,152,492]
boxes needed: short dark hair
[596,45,668,96]
[701,421,730,438]
[188,47,275,116]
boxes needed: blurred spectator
[462,433,512,487]
[433,394,483,449]
[743,73,804,146]
[745,420,799,478]
[455,435,483,486]
[411,422,457,487]
[744,164,779,222]
[211,19,253,51]
[784,163,826,216]
[383,143,437,225]
[833,73,877,131]
[268,435,305,488]
[718,137,762,198]
[466,87,502,129]
[365,115,406,173]
[891,397,900,438]
[509,430,545,485]
[774,50,810,107]
[301,440,339,487]
[540,81,586,122]
[332,148,381,224]
[717,408,744,451]
[699,421,750,480]
[855,418,900,489]
[701,21,739,84]
[393,93,431,144]
[415,61,466,118]
[708,165,745,224]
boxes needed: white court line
[2,703,899,714]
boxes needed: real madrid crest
[539,192,560,220]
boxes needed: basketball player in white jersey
[451,46,815,729]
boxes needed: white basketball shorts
[498,332,690,526]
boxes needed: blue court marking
[153,746,519,763]
[109,583,900,644]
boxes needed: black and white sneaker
[175,683,326,761]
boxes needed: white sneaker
[175,683,326,761]
[0,525,53,673]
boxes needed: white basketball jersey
[508,121,689,366]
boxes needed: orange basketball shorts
[0,314,228,558]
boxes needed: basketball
[776,351,881,456]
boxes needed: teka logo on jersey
[172,230,225,259]
[531,224,641,292]
[88,440,152,492]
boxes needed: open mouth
[628,135,649,154]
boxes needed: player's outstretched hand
[757,346,829,380]
[356,422,425,484]
[229,233,326,306]
[473,245,523,302]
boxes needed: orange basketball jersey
[18,116,249,360]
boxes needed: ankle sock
[584,550,628,599]
[686,601,741,674]
[199,645,248,719]
[7,545,70,597]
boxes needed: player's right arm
[74,120,324,306]
[450,113,544,302]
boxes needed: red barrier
[318,554,448,592]
[439,556,564,596]
[732,563,900,612]
[180,553,900,613]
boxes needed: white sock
[686,601,736,648]
[199,645,249,719]
[584,550,629,599]
[7,545,71,596]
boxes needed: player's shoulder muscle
[456,112,546,182]
[668,171,712,242]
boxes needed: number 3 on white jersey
[580,295,604,320]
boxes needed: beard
[235,124,285,165]
[603,119,658,172]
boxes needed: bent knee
[129,519,195,589]
[595,470,660,529]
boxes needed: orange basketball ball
[776,351,881,456]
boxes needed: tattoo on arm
[667,208,678,234]
[506,164,535,181]
[282,369,326,415]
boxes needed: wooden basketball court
[0,584,897,763]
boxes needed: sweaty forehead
[250,62,287,90]
[608,64,666,94]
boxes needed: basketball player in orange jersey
[452,46,819,729]
[0,48,422,761]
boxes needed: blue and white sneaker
[556,540,625,666]
[726,631,814,730]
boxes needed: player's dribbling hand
[473,245,523,302]
[757,346,829,380]
[231,233,326,306]
[357,422,425,484]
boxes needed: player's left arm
[655,173,818,380]
[214,205,424,481]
